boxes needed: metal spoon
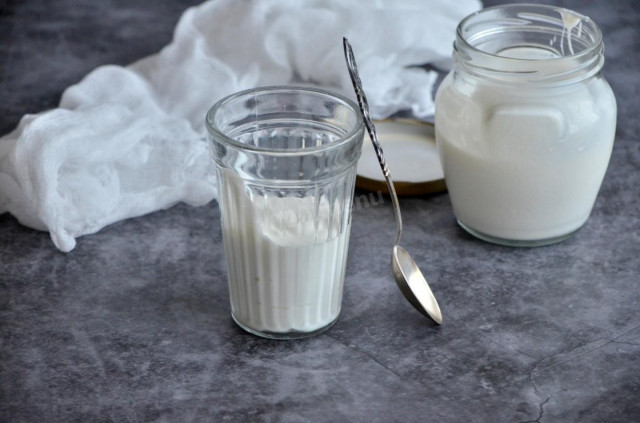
[343,37,443,324]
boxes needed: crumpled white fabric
[0,0,481,252]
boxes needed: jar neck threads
[453,4,604,85]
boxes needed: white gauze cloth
[0,0,481,252]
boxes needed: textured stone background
[1,1,639,421]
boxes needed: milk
[218,172,350,334]
[435,47,617,242]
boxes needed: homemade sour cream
[435,5,617,245]
[219,173,350,335]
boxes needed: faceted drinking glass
[206,86,365,339]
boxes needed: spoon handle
[343,37,403,245]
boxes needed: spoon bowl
[392,246,442,324]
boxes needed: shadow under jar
[206,86,364,339]
[435,4,616,247]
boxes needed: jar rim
[454,4,605,83]
[205,85,364,157]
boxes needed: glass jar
[206,86,364,339]
[435,4,616,247]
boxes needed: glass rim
[456,3,603,63]
[205,85,364,157]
